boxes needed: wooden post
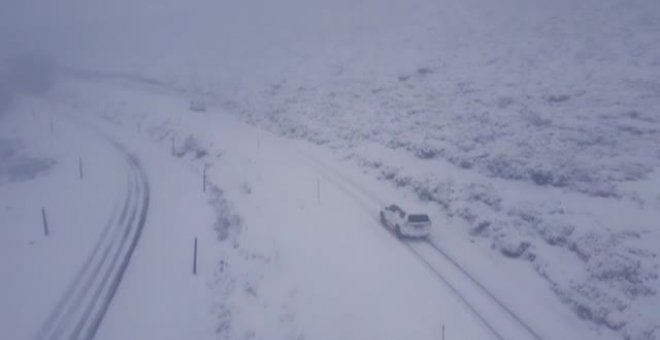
[171,137,175,156]
[41,208,49,236]
[203,165,207,193]
[193,237,198,275]
[79,157,83,180]
[442,324,445,340]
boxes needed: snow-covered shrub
[587,252,650,294]
[6,156,56,182]
[0,139,56,184]
[495,236,530,259]
[470,220,491,236]
[569,231,614,262]
[522,110,552,128]
[603,310,626,331]
[609,161,652,182]
[411,177,436,203]
[357,157,382,169]
[507,202,542,226]
[208,185,242,242]
[485,153,526,181]
[394,175,412,188]
[617,124,645,136]
[528,168,556,186]
[496,96,514,108]
[464,183,502,210]
[431,179,455,208]
[397,74,410,82]
[545,94,571,104]
[563,282,626,325]
[416,67,434,76]
[570,180,619,198]
[414,144,441,159]
[378,166,399,181]
[176,135,208,159]
[534,218,575,246]
[454,206,478,224]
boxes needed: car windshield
[408,214,430,223]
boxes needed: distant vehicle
[380,204,431,238]
[189,98,206,112]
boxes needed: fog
[1,0,444,86]
[1,0,658,94]
[3,1,660,340]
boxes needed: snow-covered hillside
[197,1,660,339]
[2,0,660,339]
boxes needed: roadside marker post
[203,165,208,193]
[79,157,84,180]
[193,237,198,275]
[41,207,49,236]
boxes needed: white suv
[380,204,431,238]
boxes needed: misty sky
[2,0,659,89]
[1,0,438,78]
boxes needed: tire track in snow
[35,130,150,340]
[423,240,544,340]
[291,146,543,340]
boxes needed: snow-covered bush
[493,232,531,259]
[208,185,242,243]
[464,183,502,210]
[534,218,575,246]
[0,139,56,184]
[485,154,527,181]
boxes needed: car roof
[407,214,430,224]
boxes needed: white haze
[2,1,660,339]
[6,0,655,89]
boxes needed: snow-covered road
[36,131,149,340]
[290,142,546,340]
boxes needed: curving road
[293,146,544,340]
[35,138,150,340]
